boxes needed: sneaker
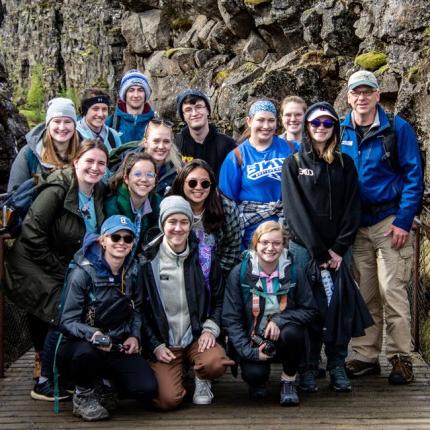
[388,355,414,385]
[192,376,214,405]
[345,359,381,377]
[248,385,268,400]
[30,379,72,402]
[329,366,352,392]
[280,381,299,406]
[73,389,110,421]
[94,380,118,411]
[298,369,318,393]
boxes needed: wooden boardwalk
[0,350,430,430]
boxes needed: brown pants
[150,341,233,410]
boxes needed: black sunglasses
[109,233,134,244]
[309,118,335,128]
[150,118,173,128]
[186,179,211,189]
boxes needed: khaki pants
[350,215,414,362]
[150,341,233,410]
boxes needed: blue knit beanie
[119,69,152,102]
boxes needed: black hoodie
[281,102,361,264]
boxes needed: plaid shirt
[215,194,242,276]
[238,200,284,230]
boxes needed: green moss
[170,17,192,31]
[19,108,44,127]
[374,64,389,77]
[354,52,387,71]
[299,50,324,65]
[59,87,78,106]
[26,64,44,110]
[424,26,430,36]
[406,66,419,81]
[244,0,272,5]
[164,47,195,59]
[215,69,230,84]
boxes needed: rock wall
[0,0,429,174]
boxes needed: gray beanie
[45,97,77,125]
[159,196,193,230]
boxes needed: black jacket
[282,102,361,264]
[175,124,236,181]
[304,260,373,345]
[60,236,143,344]
[139,233,224,353]
[222,251,317,362]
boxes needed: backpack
[0,176,40,237]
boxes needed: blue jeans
[289,241,350,370]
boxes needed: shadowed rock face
[0,0,429,183]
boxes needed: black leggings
[27,314,49,352]
[240,323,305,387]
[58,339,158,400]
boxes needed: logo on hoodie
[299,168,314,176]
[247,158,285,181]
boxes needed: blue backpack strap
[26,148,39,175]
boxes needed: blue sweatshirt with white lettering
[219,135,295,246]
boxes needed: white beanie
[45,97,77,125]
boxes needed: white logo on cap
[120,216,127,224]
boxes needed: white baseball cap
[348,70,379,90]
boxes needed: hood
[116,101,155,120]
[301,101,341,155]
[25,122,46,148]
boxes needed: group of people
[1,67,423,421]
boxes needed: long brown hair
[41,127,80,169]
[73,139,109,166]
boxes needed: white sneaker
[192,376,214,405]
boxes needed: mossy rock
[164,47,195,59]
[244,0,272,5]
[215,69,230,84]
[170,17,193,31]
[424,26,430,36]
[355,52,387,71]
[374,64,389,77]
[406,66,419,81]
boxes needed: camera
[92,334,111,347]
[251,334,276,357]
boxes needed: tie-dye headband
[248,100,277,117]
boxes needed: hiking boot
[30,379,71,402]
[33,352,42,381]
[345,359,381,378]
[329,366,352,392]
[73,389,109,422]
[94,380,118,411]
[280,381,299,406]
[192,376,214,405]
[388,355,414,385]
[298,369,318,393]
[248,385,268,400]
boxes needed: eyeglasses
[258,240,283,248]
[150,118,173,128]
[109,233,134,244]
[132,171,156,179]
[309,118,335,129]
[186,179,211,189]
[182,104,207,115]
[349,89,377,98]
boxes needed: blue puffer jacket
[340,105,423,231]
[106,102,155,145]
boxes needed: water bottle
[320,269,334,306]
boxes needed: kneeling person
[222,221,316,406]
[58,215,158,421]
[140,195,233,410]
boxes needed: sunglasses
[309,118,335,128]
[150,118,173,128]
[186,179,211,189]
[109,233,134,244]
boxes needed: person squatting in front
[222,221,317,406]
[139,195,234,410]
[282,102,369,393]
[57,215,158,422]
